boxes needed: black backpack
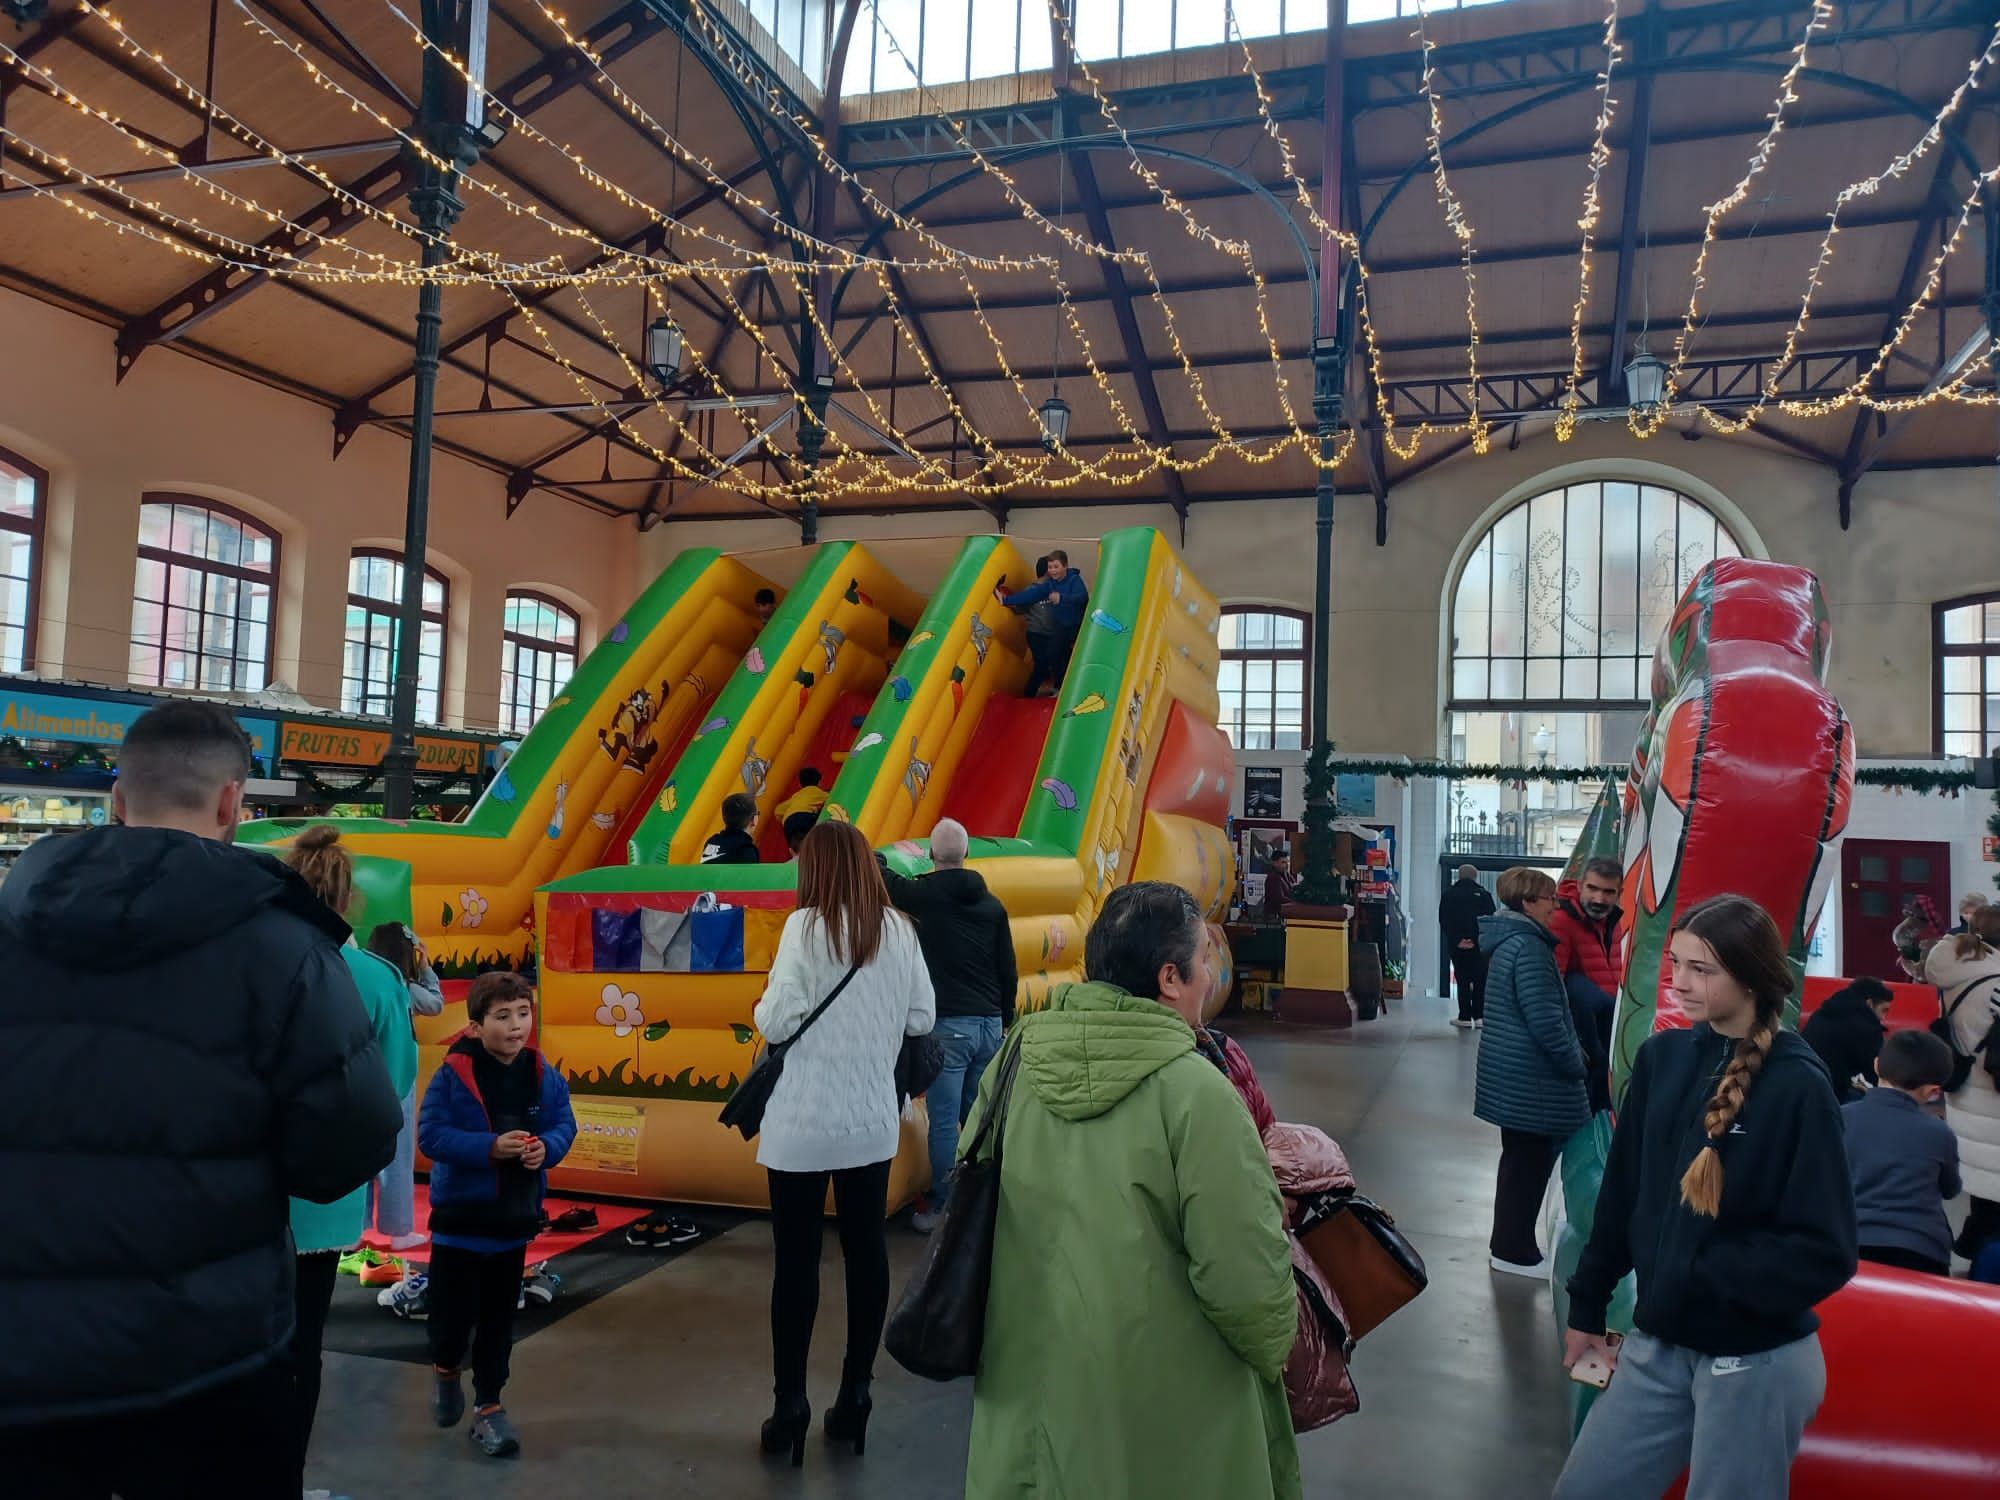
[1932,974,2000,1092]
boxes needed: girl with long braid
[1554,894,1857,1500]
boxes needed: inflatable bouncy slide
[238,527,1235,1211]
[1553,557,2000,1493]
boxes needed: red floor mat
[359,1186,653,1266]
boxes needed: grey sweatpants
[1553,1330,1825,1500]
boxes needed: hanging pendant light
[1040,152,1070,456]
[646,316,684,386]
[1624,345,1666,419]
[1038,392,1071,453]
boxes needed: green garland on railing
[1327,758,1979,794]
[1293,741,1349,906]
[0,735,115,775]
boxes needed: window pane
[1526,657,1561,699]
[1218,660,1242,693]
[1901,857,1932,884]
[1526,487,1564,658]
[921,0,968,82]
[1639,485,1680,647]
[1233,0,1283,38]
[170,504,208,557]
[1489,504,1527,656]
[1452,658,1487,700]
[1217,612,1240,649]
[1491,657,1525,698]
[1859,855,1889,882]
[139,502,172,547]
[134,557,166,601]
[1861,890,1889,918]
[1565,484,1600,657]
[1562,658,1598,700]
[1277,660,1302,693]
[1945,655,1981,692]
[1075,0,1119,59]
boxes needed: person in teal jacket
[283,828,419,1486]
[963,880,1299,1500]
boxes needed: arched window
[1446,480,1741,858]
[1217,606,1310,750]
[1936,591,2000,757]
[129,496,278,692]
[500,591,580,735]
[344,550,448,723]
[1,447,45,673]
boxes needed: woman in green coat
[962,881,1300,1500]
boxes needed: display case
[0,788,114,885]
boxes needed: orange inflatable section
[1662,1267,2000,1497]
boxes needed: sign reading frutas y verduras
[279,721,480,772]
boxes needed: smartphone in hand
[1567,1332,1623,1390]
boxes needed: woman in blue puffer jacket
[1475,865,1590,1279]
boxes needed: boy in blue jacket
[1000,548,1088,697]
[418,972,575,1458]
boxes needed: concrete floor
[308,993,1574,1499]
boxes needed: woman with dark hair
[752,821,935,1464]
[283,829,419,1486]
[1924,903,2000,1260]
[1475,865,1591,1277]
[1556,894,1857,1500]
[1798,975,1894,1104]
[964,880,1300,1500]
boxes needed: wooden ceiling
[1,0,1995,528]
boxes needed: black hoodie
[1567,1023,1857,1356]
[0,827,404,1426]
[1799,984,1888,1104]
[882,865,1019,1024]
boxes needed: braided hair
[1672,894,1793,1218]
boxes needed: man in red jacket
[1548,857,1622,1112]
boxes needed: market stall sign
[279,722,481,772]
[1,686,275,761]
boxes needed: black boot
[824,1376,873,1456]
[760,1391,811,1468]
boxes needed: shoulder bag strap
[1943,974,1995,1026]
[775,963,862,1053]
[960,1033,1025,1166]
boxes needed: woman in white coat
[752,819,936,1466]
[1924,903,2000,1261]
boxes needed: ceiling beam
[1047,24,1190,526]
[1835,150,1961,527]
[110,0,666,381]
[1601,6,1657,401]
[333,161,765,450]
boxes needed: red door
[1840,839,1952,980]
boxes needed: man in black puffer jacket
[0,701,402,1495]
[881,818,1017,1231]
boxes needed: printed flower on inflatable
[458,889,489,929]
[596,983,644,1037]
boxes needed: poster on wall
[1243,766,1284,818]
[1336,772,1377,817]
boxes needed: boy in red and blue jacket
[417,972,575,1459]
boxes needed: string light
[1556,0,1621,442]
[10,0,1989,514]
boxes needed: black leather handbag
[717,964,859,1141]
[896,1033,946,1104]
[886,1035,1023,1380]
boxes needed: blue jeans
[927,1015,1004,1211]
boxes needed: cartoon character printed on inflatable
[1610,557,1855,1100]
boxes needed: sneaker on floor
[1489,1253,1547,1279]
[335,1248,381,1278]
[625,1211,701,1249]
[357,1256,404,1287]
[1450,1017,1474,1030]
[387,1231,429,1251]
[378,1271,429,1319]
[521,1265,560,1308]
[433,1369,465,1429]
[470,1407,521,1458]
[910,1208,942,1234]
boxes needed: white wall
[1806,773,1997,978]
